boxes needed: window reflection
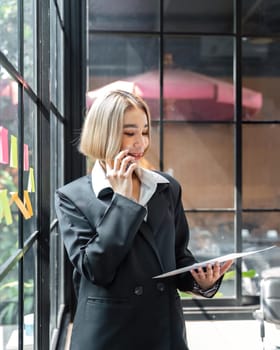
[242,212,280,296]
[242,0,280,35]
[0,68,19,259]
[0,0,18,69]
[0,265,19,349]
[87,0,280,303]
[23,248,35,349]
[243,38,280,121]
[88,0,160,32]
[23,91,37,240]
[164,0,234,33]
[24,0,37,92]
[243,124,280,209]
[187,212,235,297]
[164,123,234,209]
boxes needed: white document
[153,245,276,279]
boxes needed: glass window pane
[50,0,57,108]
[0,265,19,349]
[50,114,64,222]
[87,34,159,112]
[23,92,37,240]
[88,35,159,85]
[145,122,160,171]
[243,38,280,121]
[24,0,37,92]
[0,0,19,69]
[187,212,235,298]
[242,212,280,296]
[56,0,64,21]
[164,0,234,33]
[242,0,280,35]
[50,231,59,333]
[243,124,280,209]
[23,248,35,349]
[57,25,64,115]
[164,124,234,209]
[164,36,235,121]
[88,0,160,32]
[0,68,19,257]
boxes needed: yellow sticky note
[10,135,18,168]
[27,167,35,192]
[0,189,13,225]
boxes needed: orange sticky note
[10,192,32,219]
[23,144,29,171]
[27,167,35,192]
[0,126,9,164]
[10,135,18,168]
[24,191,33,216]
[0,189,13,225]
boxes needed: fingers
[113,150,129,171]
[191,261,232,290]
[220,259,234,275]
[191,263,219,281]
[106,150,136,177]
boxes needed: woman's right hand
[105,150,137,199]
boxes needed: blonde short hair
[79,90,151,161]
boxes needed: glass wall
[0,0,66,349]
[241,0,280,300]
[49,0,65,348]
[87,0,280,310]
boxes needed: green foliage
[0,279,34,325]
[0,169,18,266]
[0,0,18,70]
[0,0,34,78]
[223,269,256,280]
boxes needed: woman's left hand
[190,259,233,291]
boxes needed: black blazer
[55,172,199,350]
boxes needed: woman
[55,90,232,350]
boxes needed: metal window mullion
[18,0,25,349]
[159,0,164,171]
[234,0,243,304]
[36,0,51,348]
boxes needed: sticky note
[0,189,13,225]
[27,167,35,192]
[0,126,9,164]
[10,192,32,219]
[24,191,33,216]
[23,144,29,171]
[10,135,18,168]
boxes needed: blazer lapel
[139,221,164,272]
[146,182,170,235]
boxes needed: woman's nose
[134,135,145,147]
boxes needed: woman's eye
[142,132,149,136]
[124,132,134,137]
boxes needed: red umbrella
[87,69,263,121]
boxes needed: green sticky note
[27,167,35,192]
[0,189,13,225]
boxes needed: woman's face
[120,107,150,163]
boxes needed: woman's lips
[128,152,143,160]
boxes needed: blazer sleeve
[55,190,147,286]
